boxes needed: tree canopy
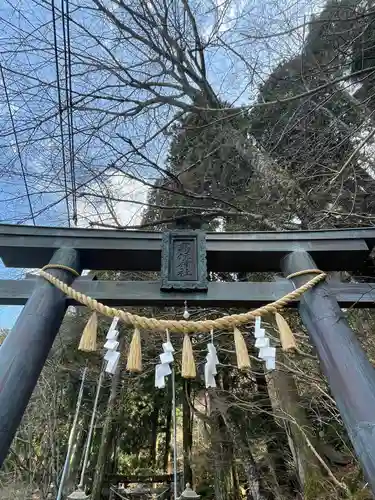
[2,1,375,499]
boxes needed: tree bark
[150,394,160,468]
[253,366,294,496]
[232,459,240,500]
[64,415,88,495]
[211,390,269,500]
[91,340,123,500]
[211,417,232,500]
[183,380,193,485]
[266,348,322,488]
[224,414,268,500]
[163,376,173,473]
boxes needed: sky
[0,0,324,330]
[0,175,149,329]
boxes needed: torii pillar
[282,251,375,493]
[0,247,80,467]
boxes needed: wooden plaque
[161,231,208,291]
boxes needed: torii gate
[1,224,375,492]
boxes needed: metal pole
[172,366,178,499]
[0,247,80,467]
[78,368,104,489]
[56,366,87,500]
[282,251,375,493]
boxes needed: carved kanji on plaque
[161,231,208,291]
[171,239,196,281]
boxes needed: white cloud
[76,174,149,228]
[111,176,149,227]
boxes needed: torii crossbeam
[1,224,375,492]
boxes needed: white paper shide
[104,317,120,374]
[155,339,175,389]
[254,317,276,370]
[205,342,219,388]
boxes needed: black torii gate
[1,224,375,492]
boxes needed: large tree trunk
[253,367,294,497]
[183,380,193,485]
[232,459,241,500]
[223,414,268,500]
[150,394,160,468]
[91,341,123,500]
[108,426,117,475]
[211,390,269,500]
[163,376,173,473]
[84,426,101,490]
[266,349,323,489]
[211,417,233,500]
[64,415,88,495]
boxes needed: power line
[51,0,71,227]
[0,64,36,226]
[65,0,78,224]
[61,0,77,225]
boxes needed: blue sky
[0,305,22,329]
[0,263,23,329]
[0,0,323,330]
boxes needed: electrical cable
[51,0,71,226]
[61,0,77,224]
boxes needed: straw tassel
[234,327,251,370]
[275,312,297,352]
[126,327,142,373]
[181,334,196,379]
[78,311,98,352]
